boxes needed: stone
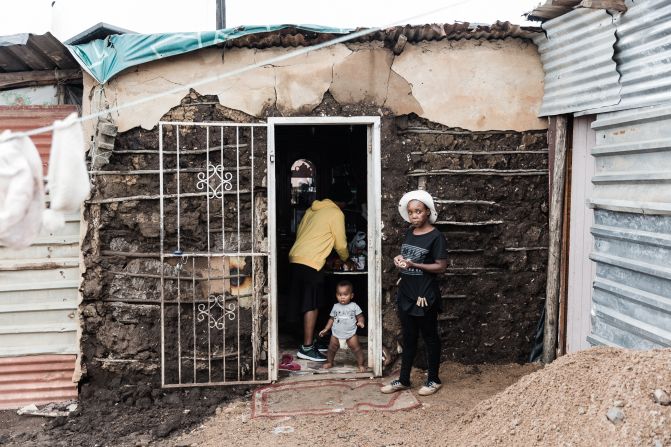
[653,389,670,406]
[135,397,152,410]
[154,415,183,438]
[606,407,625,424]
[578,406,586,415]
[613,400,625,408]
[164,393,182,406]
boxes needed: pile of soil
[441,347,671,446]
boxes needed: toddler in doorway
[319,280,366,372]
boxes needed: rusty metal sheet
[0,105,81,384]
[0,105,77,174]
[0,355,77,410]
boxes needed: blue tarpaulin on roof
[66,25,351,85]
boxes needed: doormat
[252,379,420,418]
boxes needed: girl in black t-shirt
[380,190,447,396]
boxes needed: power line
[5,0,475,140]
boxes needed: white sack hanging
[0,131,45,248]
[43,113,90,231]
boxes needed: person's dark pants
[398,309,441,386]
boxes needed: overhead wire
[3,0,476,140]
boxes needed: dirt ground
[3,347,667,446]
[166,361,539,447]
[0,361,536,447]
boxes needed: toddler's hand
[318,329,327,338]
[357,321,365,329]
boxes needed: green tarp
[67,25,351,84]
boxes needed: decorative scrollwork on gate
[196,163,233,199]
[197,295,237,329]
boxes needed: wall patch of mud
[80,91,547,403]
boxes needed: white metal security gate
[158,121,270,387]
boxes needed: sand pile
[442,347,671,447]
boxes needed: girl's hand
[394,255,409,269]
[404,259,415,269]
[357,321,365,329]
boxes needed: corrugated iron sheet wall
[588,104,671,349]
[535,0,671,117]
[0,355,78,410]
[533,8,620,116]
[0,105,81,408]
[0,212,81,357]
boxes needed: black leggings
[398,309,441,386]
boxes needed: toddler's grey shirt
[330,302,363,340]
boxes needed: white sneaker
[380,379,410,394]
[418,380,442,396]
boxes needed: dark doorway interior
[274,124,369,376]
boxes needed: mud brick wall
[80,92,547,393]
[381,115,548,364]
[81,93,269,395]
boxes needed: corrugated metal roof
[527,0,582,22]
[528,0,629,22]
[534,0,671,116]
[533,8,621,116]
[0,355,77,410]
[0,105,77,174]
[0,32,79,73]
[65,22,134,46]
[609,0,671,112]
[224,22,540,48]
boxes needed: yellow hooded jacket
[289,199,349,271]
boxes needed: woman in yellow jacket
[289,186,354,361]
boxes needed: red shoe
[279,354,301,371]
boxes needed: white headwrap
[398,190,438,224]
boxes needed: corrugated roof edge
[223,22,540,48]
[0,32,80,73]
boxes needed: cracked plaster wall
[83,38,546,137]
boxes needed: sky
[1,0,540,41]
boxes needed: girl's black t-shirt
[397,227,448,316]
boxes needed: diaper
[339,338,348,350]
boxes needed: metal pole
[216,0,226,29]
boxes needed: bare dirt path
[164,361,539,447]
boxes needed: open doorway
[268,118,382,381]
